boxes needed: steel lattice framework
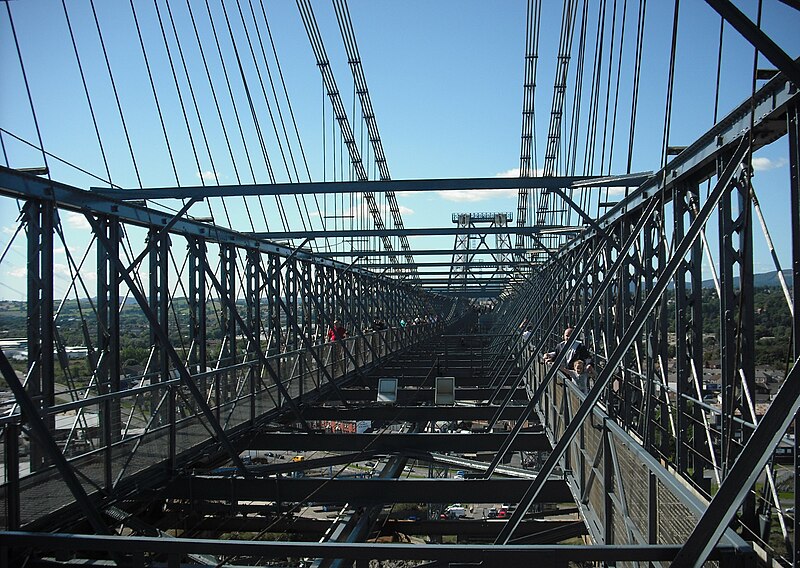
[1,1,800,567]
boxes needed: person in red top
[327,319,347,342]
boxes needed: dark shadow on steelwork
[482,196,660,445]
[86,216,254,474]
[494,137,748,545]
[0,349,111,535]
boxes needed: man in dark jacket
[543,327,593,369]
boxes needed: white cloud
[2,225,17,236]
[8,267,25,278]
[437,167,546,202]
[438,188,518,203]
[752,157,786,171]
[54,246,66,255]
[54,263,71,276]
[496,167,544,178]
[65,212,91,230]
[398,205,414,216]
[197,170,218,182]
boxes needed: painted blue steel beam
[88,173,653,200]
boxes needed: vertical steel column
[246,249,261,422]
[643,206,668,455]
[788,102,800,566]
[603,428,614,544]
[97,215,121,491]
[285,258,298,352]
[267,254,282,405]
[148,228,169,424]
[188,236,208,405]
[25,199,55,472]
[220,244,237,404]
[674,183,707,489]
[611,220,630,423]
[301,260,312,343]
[718,162,756,539]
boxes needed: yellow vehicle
[292,455,305,463]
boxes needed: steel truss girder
[160,514,583,540]
[84,215,253,476]
[494,138,750,545]
[315,248,550,258]
[483,204,658,445]
[0,350,110,535]
[0,167,412,284]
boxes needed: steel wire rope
[604,0,629,176]
[4,3,49,176]
[535,0,580,259]
[244,3,320,248]
[231,0,309,234]
[162,0,237,223]
[217,0,291,233]
[659,0,680,173]
[295,0,399,267]
[581,0,607,215]
[87,0,143,188]
[60,0,113,186]
[183,0,244,227]
[565,0,591,221]
[201,0,262,231]
[599,0,630,222]
[166,248,192,359]
[0,129,120,188]
[597,0,620,181]
[333,0,417,271]
[258,0,331,251]
[624,0,647,181]
[128,0,183,190]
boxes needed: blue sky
[1,1,799,300]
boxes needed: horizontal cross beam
[248,226,578,239]
[299,405,531,422]
[167,477,572,505]
[89,172,652,200]
[240,432,549,453]
[336,387,528,403]
[317,248,545,258]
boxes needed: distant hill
[702,269,793,289]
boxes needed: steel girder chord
[494,138,749,546]
[84,215,255,475]
[184,237,312,434]
[484,233,623,432]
